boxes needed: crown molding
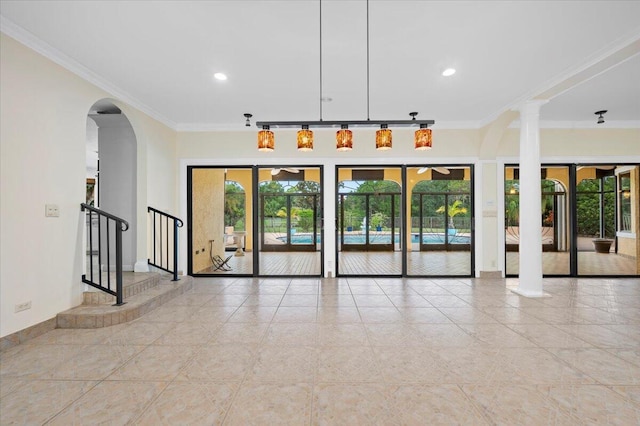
[508,120,640,129]
[0,15,177,130]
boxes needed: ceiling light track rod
[319,0,323,121]
[256,119,434,129]
[366,0,370,121]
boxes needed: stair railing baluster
[147,207,183,281]
[81,203,129,305]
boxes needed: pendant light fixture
[376,124,392,150]
[414,124,433,150]
[336,124,353,151]
[411,112,432,150]
[257,125,274,152]
[297,125,313,151]
[255,0,434,151]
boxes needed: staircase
[56,205,190,329]
[56,272,193,328]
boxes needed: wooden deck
[506,251,637,275]
[195,250,637,277]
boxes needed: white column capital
[513,99,549,116]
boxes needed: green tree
[412,179,471,219]
[576,177,615,237]
[291,181,320,210]
[224,182,245,230]
[259,181,286,218]
[296,209,315,232]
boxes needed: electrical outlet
[15,301,31,312]
[45,204,60,217]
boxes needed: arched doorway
[86,100,137,270]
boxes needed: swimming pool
[276,233,470,244]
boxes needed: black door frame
[187,164,324,277]
[335,164,475,278]
[504,163,639,278]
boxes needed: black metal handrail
[148,206,183,281]
[81,203,129,305]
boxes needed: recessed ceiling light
[213,72,228,81]
[442,68,456,77]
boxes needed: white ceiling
[1,0,639,130]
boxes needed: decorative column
[512,100,548,297]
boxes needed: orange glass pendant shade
[336,125,353,151]
[257,125,274,152]
[375,124,392,150]
[414,126,432,150]
[297,125,313,151]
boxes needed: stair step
[82,272,162,304]
[57,273,193,329]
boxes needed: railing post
[114,223,124,306]
[173,219,180,281]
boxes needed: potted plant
[592,238,614,253]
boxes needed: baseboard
[0,317,57,352]
[134,260,150,272]
[479,270,503,278]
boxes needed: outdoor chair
[209,240,232,271]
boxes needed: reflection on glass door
[258,167,322,276]
[337,167,402,276]
[188,167,254,276]
[504,166,570,276]
[408,166,473,276]
[504,164,638,277]
[575,165,638,276]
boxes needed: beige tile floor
[1,276,639,424]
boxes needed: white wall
[86,118,98,179]
[92,114,137,270]
[0,34,177,337]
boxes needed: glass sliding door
[188,166,254,275]
[504,166,571,276]
[575,165,637,276]
[504,164,638,277]
[337,166,402,276]
[257,166,322,276]
[408,166,473,276]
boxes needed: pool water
[276,233,470,244]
